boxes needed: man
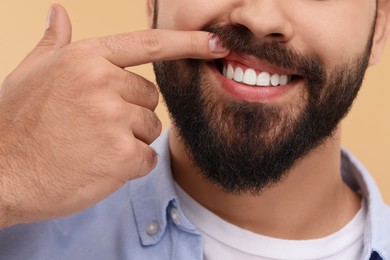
[0,0,389,259]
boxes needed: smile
[214,52,302,87]
[209,52,304,102]
[222,64,293,87]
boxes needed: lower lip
[208,64,299,103]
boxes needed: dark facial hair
[153,23,375,195]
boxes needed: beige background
[1,1,389,203]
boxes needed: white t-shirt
[174,182,365,260]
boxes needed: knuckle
[99,101,127,122]
[100,33,136,55]
[142,110,162,139]
[126,74,159,104]
[142,79,159,100]
[140,30,163,56]
[85,67,112,87]
[120,140,157,178]
[143,147,158,170]
[111,136,139,170]
[118,137,138,160]
[146,81,160,103]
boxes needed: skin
[0,4,229,228]
[0,0,389,241]
[148,0,390,239]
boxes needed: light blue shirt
[1,130,389,260]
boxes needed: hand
[0,4,228,228]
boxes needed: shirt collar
[341,149,390,259]
[130,131,390,257]
[129,130,198,246]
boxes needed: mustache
[203,24,324,77]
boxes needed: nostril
[268,33,285,39]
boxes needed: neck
[169,126,361,239]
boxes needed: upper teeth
[223,64,291,87]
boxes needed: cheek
[293,1,375,69]
[157,0,375,70]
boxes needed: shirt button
[170,207,181,225]
[146,221,159,236]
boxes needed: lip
[224,52,300,76]
[207,61,303,103]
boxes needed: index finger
[82,29,229,68]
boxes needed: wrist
[0,202,17,229]
[0,139,21,228]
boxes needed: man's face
[152,0,377,194]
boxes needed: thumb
[24,4,72,64]
[38,4,72,51]
[2,5,72,88]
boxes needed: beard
[153,24,374,195]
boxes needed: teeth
[227,64,234,79]
[226,64,234,79]
[233,67,244,82]
[270,74,280,87]
[222,64,292,87]
[243,68,257,86]
[280,75,288,85]
[257,72,271,86]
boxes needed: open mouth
[213,58,303,87]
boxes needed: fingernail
[209,36,227,53]
[46,7,55,29]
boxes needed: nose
[229,0,294,43]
